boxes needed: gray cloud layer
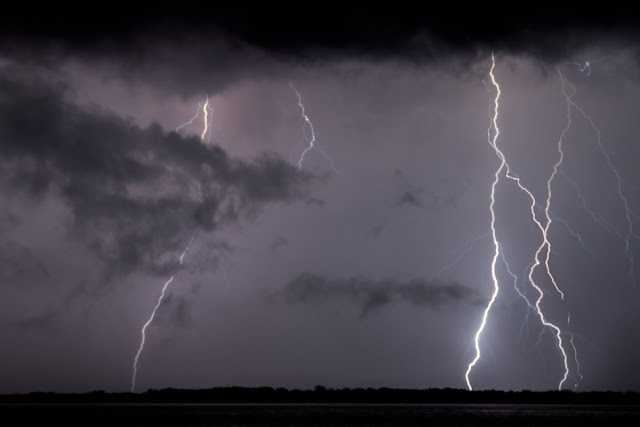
[0,65,310,281]
[278,273,478,317]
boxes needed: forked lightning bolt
[561,171,625,239]
[131,97,212,392]
[465,55,570,391]
[290,82,339,173]
[533,67,574,301]
[175,96,214,143]
[557,72,638,275]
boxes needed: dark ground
[3,403,640,426]
[2,388,640,426]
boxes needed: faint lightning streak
[176,102,203,132]
[131,230,197,392]
[559,72,636,275]
[439,231,490,273]
[290,82,339,173]
[566,57,607,76]
[547,209,586,249]
[535,67,575,301]
[567,61,593,76]
[567,313,583,390]
[561,171,625,239]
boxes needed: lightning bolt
[561,171,626,239]
[531,67,575,302]
[175,96,214,143]
[544,207,586,250]
[201,97,211,141]
[290,82,339,173]
[439,231,490,274]
[558,71,637,276]
[464,54,505,391]
[566,57,607,76]
[465,54,570,391]
[567,313,583,390]
[131,97,212,392]
[524,79,572,385]
[131,230,197,392]
[499,244,536,336]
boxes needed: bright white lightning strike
[175,96,214,143]
[465,54,504,391]
[201,97,210,141]
[510,165,571,393]
[290,82,339,173]
[465,55,570,391]
[131,230,197,392]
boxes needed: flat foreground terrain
[3,403,640,426]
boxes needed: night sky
[2,5,640,393]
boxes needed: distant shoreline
[2,387,640,405]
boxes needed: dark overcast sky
[2,5,640,394]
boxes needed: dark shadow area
[2,387,640,426]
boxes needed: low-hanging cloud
[278,272,479,317]
[0,66,312,282]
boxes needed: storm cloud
[3,5,640,98]
[2,5,640,395]
[0,65,310,280]
[279,273,478,317]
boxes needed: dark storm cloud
[3,4,639,60]
[278,272,478,317]
[3,5,640,97]
[0,67,309,281]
